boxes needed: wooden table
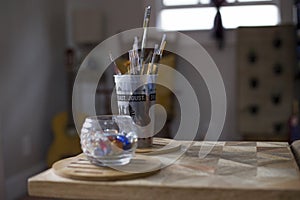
[28,141,300,200]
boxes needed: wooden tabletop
[28,140,300,200]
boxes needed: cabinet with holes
[237,25,297,141]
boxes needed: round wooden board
[52,154,161,181]
[136,137,181,155]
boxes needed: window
[157,0,280,30]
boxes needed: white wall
[178,30,239,140]
[0,0,67,199]
[66,0,144,47]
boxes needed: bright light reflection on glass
[199,0,211,4]
[159,8,216,30]
[159,5,279,30]
[163,0,198,6]
[221,5,279,28]
[238,0,272,2]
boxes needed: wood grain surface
[28,140,300,200]
[52,154,161,181]
[136,137,181,154]
[291,140,300,167]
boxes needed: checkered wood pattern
[182,141,299,180]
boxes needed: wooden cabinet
[236,25,296,141]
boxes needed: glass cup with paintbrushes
[111,6,167,148]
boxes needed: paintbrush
[140,6,151,73]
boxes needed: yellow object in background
[47,112,82,167]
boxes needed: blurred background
[0,0,299,199]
